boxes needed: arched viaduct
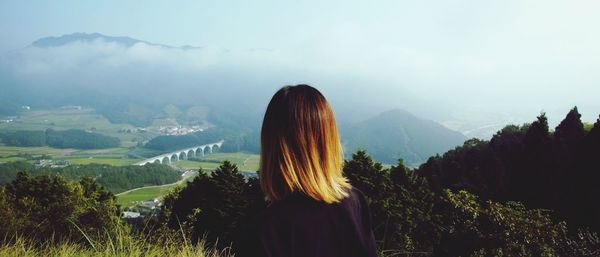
[136,140,224,166]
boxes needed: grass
[117,186,178,208]
[0,224,232,257]
[584,122,594,132]
[0,145,77,156]
[0,238,231,257]
[174,160,223,170]
[117,172,197,208]
[0,108,146,140]
[0,157,27,163]
[65,157,139,166]
[0,145,143,166]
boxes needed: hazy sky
[2,0,600,130]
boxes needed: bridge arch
[187,149,195,159]
[134,140,225,166]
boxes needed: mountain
[0,32,264,127]
[30,32,200,49]
[341,109,467,166]
[0,33,442,131]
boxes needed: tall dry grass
[0,221,233,257]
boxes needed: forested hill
[342,109,466,166]
[0,129,120,149]
[144,127,259,153]
[417,107,600,231]
[0,162,179,193]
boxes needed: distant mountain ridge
[342,109,467,166]
[31,32,201,49]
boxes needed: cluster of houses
[122,198,163,219]
[34,159,70,168]
[158,125,204,136]
[118,127,146,133]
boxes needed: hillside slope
[342,109,466,166]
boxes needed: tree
[0,171,119,243]
[191,161,247,243]
[163,168,213,231]
[417,109,600,236]
[570,115,600,230]
[385,159,440,253]
[436,190,572,257]
[555,107,585,148]
[163,161,249,246]
[343,150,394,247]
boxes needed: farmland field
[117,171,197,208]
[0,107,158,148]
[0,108,155,165]
[0,145,143,165]
[65,157,139,166]
[1,107,258,207]
[172,152,259,171]
[117,185,178,208]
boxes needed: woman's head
[260,84,351,204]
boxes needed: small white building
[138,198,162,210]
[122,211,141,219]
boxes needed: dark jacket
[234,187,378,257]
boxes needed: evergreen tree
[163,162,248,246]
[518,112,555,208]
[191,160,247,243]
[555,107,585,148]
[571,115,600,230]
[386,159,440,253]
[418,109,600,232]
[343,150,393,247]
[554,107,586,225]
[163,168,213,231]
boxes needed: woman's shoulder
[348,186,367,201]
[344,186,369,208]
[261,187,367,212]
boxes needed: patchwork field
[1,107,259,208]
[0,145,143,165]
[0,108,156,145]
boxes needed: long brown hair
[259,84,351,203]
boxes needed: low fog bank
[1,34,598,138]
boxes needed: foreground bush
[162,161,264,246]
[3,153,600,256]
[0,171,119,243]
[343,150,600,257]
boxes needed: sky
[1,0,600,134]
